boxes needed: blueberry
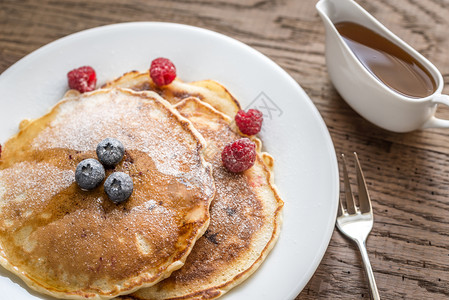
[96,138,125,167]
[104,172,133,203]
[75,158,105,190]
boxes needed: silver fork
[337,152,380,300]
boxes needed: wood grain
[1,0,449,299]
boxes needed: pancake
[119,98,283,300]
[0,88,215,299]
[103,71,241,118]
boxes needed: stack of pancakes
[0,71,283,299]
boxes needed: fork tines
[339,152,372,216]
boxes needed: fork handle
[356,239,380,300]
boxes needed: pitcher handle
[421,94,449,129]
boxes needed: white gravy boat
[316,0,449,132]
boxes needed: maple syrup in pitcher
[335,21,437,98]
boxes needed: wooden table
[1,0,448,299]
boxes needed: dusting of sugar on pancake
[0,161,74,215]
[32,90,202,179]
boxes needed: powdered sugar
[32,89,203,178]
[0,161,74,205]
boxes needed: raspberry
[150,57,177,87]
[67,66,97,93]
[235,109,263,135]
[221,138,256,173]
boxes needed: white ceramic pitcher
[316,0,449,133]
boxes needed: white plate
[0,22,339,299]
